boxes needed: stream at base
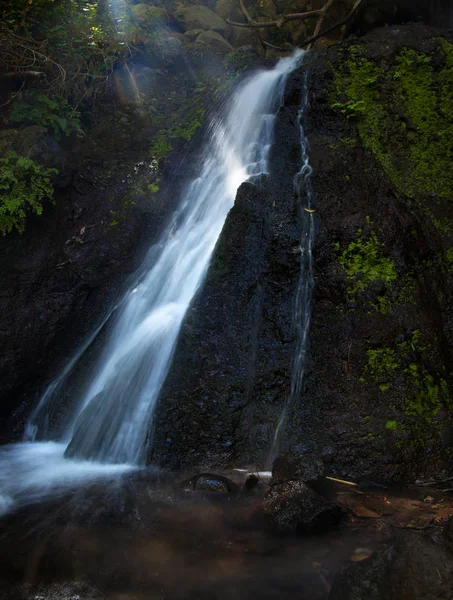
[1,468,452,600]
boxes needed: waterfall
[0,49,305,519]
[269,66,315,464]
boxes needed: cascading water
[0,52,303,515]
[269,65,315,463]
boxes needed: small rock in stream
[261,480,343,535]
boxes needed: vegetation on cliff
[329,40,453,205]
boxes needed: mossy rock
[329,40,453,204]
[174,5,229,36]
[215,0,243,21]
[130,4,166,28]
[195,30,233,52]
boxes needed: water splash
[0,442,134,518]
[269,64,315,465]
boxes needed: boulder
[272,454,325,484]
[174,5,229,36]
[184,28,205,41]
[215,0,243,21]
[195,30,233,52]
[160,36,184,61]
[180,473,239,494]
[229,25,258,48]
[262,480,343,534]
[130,4,166,28]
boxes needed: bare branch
[228,0,363,51]
[302,0,363,49]
[0,70,45,79]
[228,8,329,28]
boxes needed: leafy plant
[0,151,57,234]
[9,91,80,140]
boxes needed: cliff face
[150,70,306,468]
[152,24,453,480]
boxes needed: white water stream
[0,52,303,515]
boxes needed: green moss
[361,331,451,452]
[150,134,174,161]
[438,246,453,273]
[329,41,453,204]
[148,182,160,194]
[149,107,206,162]
[362,347,399,384]
[339,226,397,312]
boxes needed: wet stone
[261,480,343,535]
[271,454,325,484]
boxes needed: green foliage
[0,151,56,234]
[2,0,132,114]
[329,41,453,203]
[150,108,206,161]
[10,91,80,140]
[339,225,397,312]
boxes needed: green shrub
[10,91,80,140]
[0,151,57,234]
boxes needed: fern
[0,151,57,235]
[9,91,80,140]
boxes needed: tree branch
[228,8,328,28]
[228,0,364,51]
[0,70,45,79]
[303,0,363,49]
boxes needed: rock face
[150,70,305,470]
[285,24,453,480]
[151,24,453,481]
[261,480,343,534]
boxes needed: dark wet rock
[180,472,240,494]
[244,473,262,494]
[0,581,105,600]
[261,480,343,535]
[329,531,453,600]
[329,541,396,600]
[272,455,325,484]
